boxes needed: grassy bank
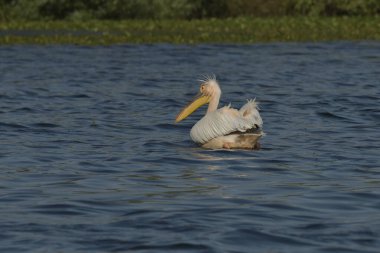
[1,16,379,45]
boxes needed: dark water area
[0,42,379,252]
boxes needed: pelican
[175,77,263,149]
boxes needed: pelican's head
[175,77,221,123]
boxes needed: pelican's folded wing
[190,102,262,144]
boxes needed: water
[0,42,379,253]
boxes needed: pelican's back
[190,100,262,144]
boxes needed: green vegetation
[0,0,379,44]
[1,0,380,21]
[1,17,379,45]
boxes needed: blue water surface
[0,42,379,253]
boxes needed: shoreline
[1,16,379,45]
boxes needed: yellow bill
[175,94,210,123]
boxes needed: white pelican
[175,77,263,149]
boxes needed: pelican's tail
[239,99,263,129]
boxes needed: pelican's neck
[207,90,221,113]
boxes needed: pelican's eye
[200,85,205,93]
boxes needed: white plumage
[175,77,264,149]
[190,100,262,144]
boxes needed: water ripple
[0,42,379,253]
